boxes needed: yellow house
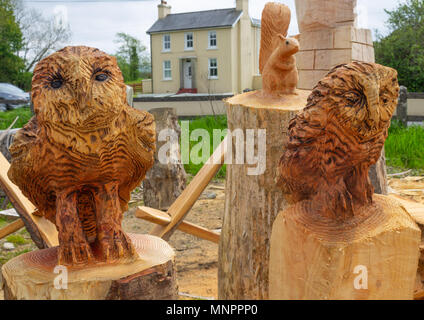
[147,0,261,94]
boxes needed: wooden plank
[150,136,228,240]
[136,206,220,243]
[388,194,424,225]
[0,208,19,218]
[0,152,58,247]
[0,219,24,240]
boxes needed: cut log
[269,194,421,300]
[2,233,178,300]
[397,86,408,127]
[143,108,186,211]
[218,90,309,300]
[368,149,388,195]
[389,194,424,299]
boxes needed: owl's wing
[259,3,291,74]
[286,106,326,150]
[130,108,156,154]
[8,116,39,162]
[117,107,156,211]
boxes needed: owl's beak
[367,89,380,126]
[359,74,380,127]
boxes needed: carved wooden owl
[8,46,156,265]
[277,62,399,220]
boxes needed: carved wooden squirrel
[259,2,299,96]
[262,35,299,95]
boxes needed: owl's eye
[50,79,63,89]
[344,91,361,105]
[95,74,108,82]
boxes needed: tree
[13,0,72,73]
[0,0,25,85]
[374,0,424,91]
[114,32,150,82]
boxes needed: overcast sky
[24,0,404,55]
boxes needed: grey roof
[147,8,243,34]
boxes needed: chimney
[236,0,249,16]
[158,0,171,19]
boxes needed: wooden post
[2,234,178,300]
[269,195,420,299]
[397,86,408,126]
[143,108,186,211]
[218,3,309,300]
[219,91,309,300]
[369,149,389,195]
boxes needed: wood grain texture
[277,62,400,221]
[2,233,177,300]
[143,108,186,211]
[7,46,156,266]
[259,3,291,74]
[0,218,24,240]
[269,195,420,300]
[218,92,308,300]
[270,62,420,300]
[260,3,299,95]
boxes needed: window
[208,31,217,49]
[208,58,218,79]
[163,60,172,80]
[163,34,171,52]
[185,32,193,50]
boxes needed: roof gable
[147,8,243,34]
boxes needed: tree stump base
[219,89,309,300]
[269,194,421,300]
[1,233,178,300]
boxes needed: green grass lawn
[385,120,424,171]
[0,107,33,130]
[180,115,227,179]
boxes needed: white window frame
[162,34,171,52]
[208,30,217,49]
[208,58,218,79]
[163,60,172,80]
[185,32,194,51]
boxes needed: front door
[183,60,192,89]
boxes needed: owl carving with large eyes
[277,62,399,221]
[8,46,156,266]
